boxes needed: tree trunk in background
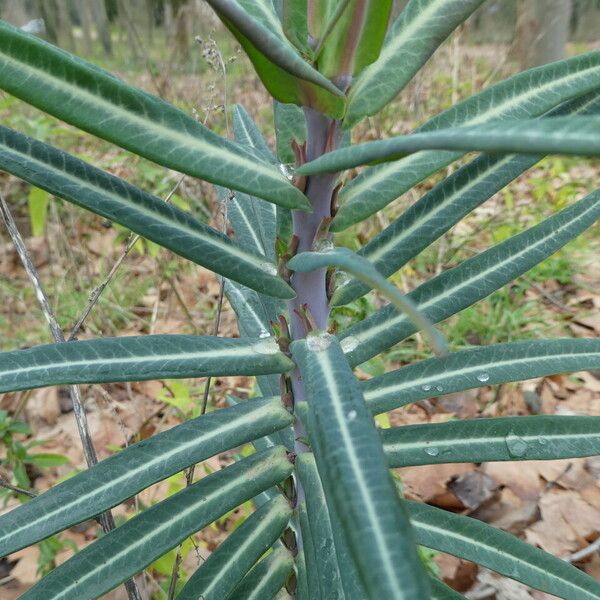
[517,0,572,69]
[91,0,112,56]
[77,0,94,55]
[56,0,76,51]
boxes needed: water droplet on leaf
[424,447,439,456]
[435,385,443,393]
[505,432,528,458]
[258,329,270,339]
[477,372,490,382]
[261,262,278,276]
[341,336,359,353]
[347,410,357,422]
[421,384,432,392]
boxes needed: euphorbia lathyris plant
[1,1,600,598]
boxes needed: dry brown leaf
[525,490,600,556]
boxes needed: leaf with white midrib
[295,453,345,600]
[0,335,294,394]
[406,501,600,599]
[341,188,600,366]
[383,415,600,467]
[0,125,294,299]
[20,447,293,600]
[0,20,309,210]
[303,116,600,172]
[229,545,294,600]
[291,334,430,599]
[334,91,600,305]
[177,495,292,600]
[331,51,600,230]
[297,501,323,600]
[205,0,342,97]
[345,0,486,127]
[362,338,600,414]
[0,397,292,558]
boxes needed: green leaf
[295,453,344,600]
[177,495,292,600]
[0,335,293,394]
[232,103,277,163]
[0,397,292,557]
[295,547,310,600]
[334,91,600,305]
[383,415,600,467]
[289,247,447,355]
[341,188,600,366]
[407,501,600,599]
[27,187,49,237]
[304,116,600,172]
[0,126,295,299]
[0,21,308,210]
[345,0,485,127]
[229,545,294,600]
[274,100,307,164]
[363,338,600,414]
[297,501,323,600]
[206,1,345,118]
[291,334,429,599]
[316,0,393,79]
[20,447,293,600]
[280,0,310,55]
[330,51,600,230]
[25,453,70,468]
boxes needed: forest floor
[0,28,599,599]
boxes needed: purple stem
[287,109,341,514]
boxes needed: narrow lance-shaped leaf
[274,100,307,164]
[344,0,486,127]
[280,0,311,55]
[22,449,293,600]
[383,416,600,467]
[226,394,294,454]
[316,0,393,80]
[0,126,294,299]
[177,495,293,600]
[229,545,294,600]
[0,21,308,209]
[289,247,447,355]
[291,333,430,599]
[363,338,600,414]
[206,0,339,95]
[0,397,292,558]
[406,500,600,599]
[227,106,278,259]
[341,188,600,366]
[297,501,323,600]
[205,0,345,118]
[301,116,600,172]
[330,51,600,230]
[0,334,294,394]
[295,453,345,600]
[225,105,288,396]
[334,82,600,306]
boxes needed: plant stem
[287,108,341,556]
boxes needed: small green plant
[0,2,600,599]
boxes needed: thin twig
[68,174,185,341]
[0,195,142,600]
[0,477,37,498]
[567,537,600,562]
